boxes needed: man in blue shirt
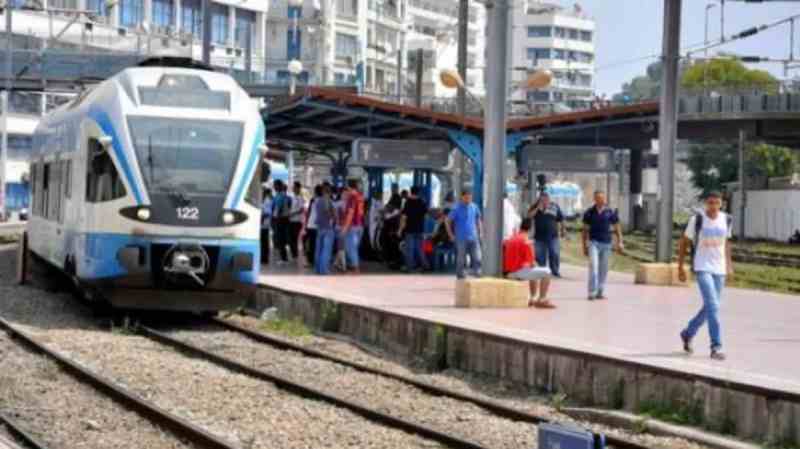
[581,190,624,300]
[446,191,482,279]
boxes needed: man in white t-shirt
[288,182,306,261]
[677,191,734,361]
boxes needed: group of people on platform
[261,180,733,360]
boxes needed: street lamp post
[288,59,304,95]
[704,3,717,94]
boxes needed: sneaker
[680,331,693,354]
[710,349,726,361]
[587,294,596,301]
[595,291,607,300]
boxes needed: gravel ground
[169,325,538,449]
[225,315,711,449]
[0,333,192,449]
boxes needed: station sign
[351,139,452,170]
[519,145,615,173]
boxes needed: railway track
[0,413,49,449]
[140,315,652,449]
[0,317,239,449]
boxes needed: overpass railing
[679,93,800,115]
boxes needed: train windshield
[128,116,243,196]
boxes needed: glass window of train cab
[86,138,127,202]
[41,162,50,218]
[30,161,38,216]
[64,160,72,199]
[244,157,263,207]
[48,161,62,222]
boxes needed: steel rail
[0,317,240,449]
[138,325,491,449]
[0,413,49,449]
[212,317,650,449]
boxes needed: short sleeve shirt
[503,234,534,274]
[532,203,564,242]
[346,192,365,227]
[402,197,429,234]
[685,212,731,275]
[582,206,619,244]
[448,203,481,242]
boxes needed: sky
[548,0,800,96]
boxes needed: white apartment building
[510,1,595,112]
[264,0,407,93]
[405,0,485,100]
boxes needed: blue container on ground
[538,423,606,449]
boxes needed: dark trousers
[260,228,270,265]
[289,222,302,259]
[534,238,561,277]
[305,228,318,265]
[273,218,290,262]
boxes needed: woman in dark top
[381,195,405,269]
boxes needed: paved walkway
[260,263,800,395]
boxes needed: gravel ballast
[0,333,192,449]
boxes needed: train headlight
[137,207,151,221]
[222,211,235,225]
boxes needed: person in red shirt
[503,218,555,309]
[341,179,366,274]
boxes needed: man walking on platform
[446,191,482,279]
[341,179,365,274]
[678,191,734,361]
[398,186,430,272]
[504,218,554,308]
[529,192,565,277]
[581,190,623,300]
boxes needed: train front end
[82,67,265,311]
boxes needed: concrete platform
[256,263,800,444]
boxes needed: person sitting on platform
[503,218,555,309]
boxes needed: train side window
[244,159,263,207]
[30,162,38,216]
[42,163,50,218]
[48,161,62,222]
[86,139,127,203]
[64,160,72,199]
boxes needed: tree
[681,59,778,95]
[612,62,663,103]
[686,143,800,196]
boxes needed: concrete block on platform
[635,263,690,287]
[455,278,529,308]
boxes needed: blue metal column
[366,168,385,200]
[422,170,433,205]
[330,151,349,188]
[447,131,483,208]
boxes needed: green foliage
[638,399,704,427]
[550,392,568,412]
[260,317,311,338]
[682,59,779,94]
[686,143,800,197]
[612,62,663,103]
[320,300,342,333]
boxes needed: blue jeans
[588,240,612,296]
[345,226,363,269]
[534,238,561,277]
[404,233,427,270]
[682,271,726,350]
[456,239,481,279]
[314,229,335,275]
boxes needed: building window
[336,0,358,17]
[526,48,550,61]
[235,9,256,48]
[552,49,565,60]
[287,30,302,60]
[528,90,550,102]
[554,27,566,38]
[569,29,579,40]
[210,3,229,45]
[48,0,78,9]
[152,0,173,28]
[120,0,144,28]
[580,30,592,42]
[85,0,108,16]
[181,0,202,36]
[527,26,551,38]
[335,33,358,59]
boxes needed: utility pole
[454,0,469,199]
[415,48,423,107]
[202,0,212,65]
[1,5,12,221]
[738,130,746,240]
[655,0,682,263]
[483,0,510,277]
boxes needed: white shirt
[503,199,521,240]
[289,194,305,223]
[306,197,318,230]
[685,212,731,275]
[261,198,272,229]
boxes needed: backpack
[688,212,733,272]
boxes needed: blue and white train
[24,59,266,311]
